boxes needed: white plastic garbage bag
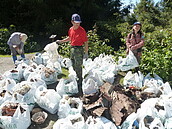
[53,113,86,129]
[27,73,47,89]
[56,75,78,96]
[3,69,21,83]
[12,81,36,111]
[46,61,62,75]
[123,71,144,88]
[143,73,164,95]
[164,118,172,129]
[58,96,83,119]
[38,67,58,85]
[61,58,72,68]
[0,78,16,93]
[0,91,13,105]
[32,53,44,65]
[44,42,59,63]
[34,86,61,114]
[82,78,98,95]
[23,66,36,81]
[0,101,31,129]
[117,50,139,71]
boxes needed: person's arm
[56,36,70,44]
[126,34,132,49]
[84,41,88,54]
[131,34,144,50]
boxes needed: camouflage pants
[70,46,84,93]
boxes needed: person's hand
[55,40,61,44]
[16,49,23,54]
[12,45,18,48]
[83,53,88,60]
[13,45,19,52]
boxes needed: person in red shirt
[56,14,88,97]
[126,22,144,64]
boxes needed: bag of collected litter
[0,78,16,93]
[0,90,13,105]
[27,73,47,89]
[86,116,104,129]
[23,66,36,81]
[34,86,61,114]
[46,61,62,75]
[0,101,31,129]
[58,96,83,119]
[32,53,44,65]
[160,82,172,95]
[12,81,36,111]
[101,70,115,84]
[164,99,172,118]
[44,42,59,63]
[82,78,98,95]
[117,50,139,71]
[16,62,29,79]
[56,75,78,96]
[15,58,30,67]
[86,116,117,129]
[3,69,21,83]
[61,58,72,68]
[36,65,57,85]
[53,113,86,129]
[143,73,164,95]
[164,118,172,129]
[84,71,104,87]
[38,67,58,85]
[123,71,144,88]
[121,112,139,129]
[31,111,48,124]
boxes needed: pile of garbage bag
[0,42,171,129]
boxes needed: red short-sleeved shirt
[68,26,88,46]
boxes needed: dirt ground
[0,54,34,74]
[0,53,58,129]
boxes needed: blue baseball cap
[71,14,81,23]
[133,22,141,26]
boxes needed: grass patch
[0,52,36,57]
[57,67,69,79]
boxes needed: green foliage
[140,28,172,83]
[0,28,11,54]
[95,21,123,50]
[45,18,68,38]
[58,42,71,58]
[87,29,114,59]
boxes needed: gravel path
[0,53,35,74]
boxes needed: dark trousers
[70,46,84,94]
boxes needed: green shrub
[0,28,11,54]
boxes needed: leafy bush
[0,28,11,54]
[141,28,172,83]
